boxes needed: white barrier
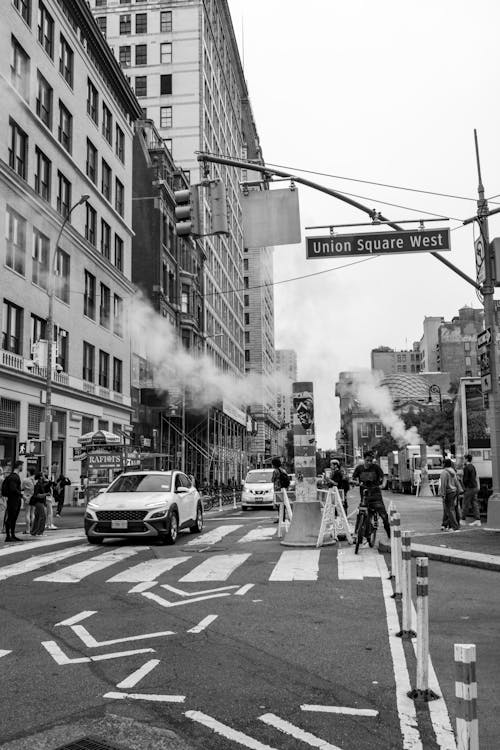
[397,530,416,639]
[455,643,479,750]
[388,501,397,579]
[391,513,402,599]
[408,556,439,701]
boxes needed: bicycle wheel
[354,513,366,554]
[367,514,378,547]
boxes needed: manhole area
[55,737,127,750]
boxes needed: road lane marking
[41,640,154,664]
[269,550,320,581]
[238,528,277,543]
[185,524,242,546]
[259,713,342,750]
[179,553,251,582]
[116,659,160,688]
[301,704,378,717]
[160,583,238,596]
[0,544,94,581]
[187,615,218,633]
[128,581,157,593]
[107,556,191,582]
[70,624,176,648]
[0,535,83,557]
[376,555,423,749]
[55,611,96,626]
[141,590,230,608]
[0,650,12,658]
[234,583,255,596]
[105,691,185,702]
[185,710,279,750]
[34,547,141,582]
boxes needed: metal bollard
[388,502,397,579]
[408,557,439,701]
[396,531,416,639]
[277,501,285,539]
[391,513,402,599]
[454,644,479,750]
[232,488,237,509]
[218,488,223,512]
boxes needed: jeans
[31,501,46,535]
[367,499,391,537]
[442,492,459,530]
[24,502,34,532]
[462,488,480,521]
[5,497,21,538]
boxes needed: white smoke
[351,371,420,446]
[126,294,290,409]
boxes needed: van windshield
[246,471,273,484]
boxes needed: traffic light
[174,185,200,237]
[207,179,228,235]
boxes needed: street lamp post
[43,195,89,479]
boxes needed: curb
[378,540,500,572]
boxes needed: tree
[404,401,455,457]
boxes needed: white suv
[84,470,203,545]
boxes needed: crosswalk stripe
[106,556,191,582]
[185,525,242,546]
[238,528,277,543]
[179,553,251,582]
[0,535,83,558]
[269,550,320,581]
[34,547,141,582]
[0,544,94,582]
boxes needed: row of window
[83,341,122,392]
[115,42,172,67]
[86,138,125,215]
[83,270,123,336]
[132,73,172,99]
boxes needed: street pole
[43,195,89,480]
[181,387,186,473]
[473,131,500,528]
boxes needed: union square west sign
[306,227,451,259]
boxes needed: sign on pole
[306,228,450,259]
[477,327,492,349]
[475,236,486,285]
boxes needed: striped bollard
[408,557,439,701]
[396,531,416,639]
[388,501,397,579]
[232,488,237,509]
[391,513,402,599]
[277,500,285,539]
[218,488,223,512]
[455,644,479,750]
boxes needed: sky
[226,0,500,448]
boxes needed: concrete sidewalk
[376,491,500,572]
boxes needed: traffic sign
[479,351,490,375]
[306,228,450,259]
[475,237,486,285]
[481,373,492,393]
[477,327,492,349]
[18,442,27,456]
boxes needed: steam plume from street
[351,371,420,446]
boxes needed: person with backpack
[271,457,290,524]
[439,458,460,531]
[54,473,71,517]
[1,460,24,542]
[30,472,50,536]
[462,454,481,526]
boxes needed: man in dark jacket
[2,460,24,542]
[462,454,481,526]
[352,451,391,538]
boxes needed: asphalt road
[0,497,498,749]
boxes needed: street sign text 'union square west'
[306,228,451,259]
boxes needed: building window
[181,285,189,313]
[101,159,111,201]
[160,42,172,64]
[244,294,249,307]
[113,294,123,336]
[465,356,472,366]
[361,423,369,438]
[87,78,98,124]
[114,234,123,271]
[113,357,122,393]
[102,103,112,143]
[55,325,68,372]
[13,0,31,25]
[82,342,95,382]
[86,139,98,184]
[37,1,54,58]
[115,178,124,216]
[95,0,106,5]
[96,16,106,36]
[55,247,70,303]
[160,106,172,128]
[56,171,71,219]
[160,10,172,32]
[30,314,46,355]
[244,313,249,325]
[160,74,172,95]
[82,415,93,434]
[115,124,124,162]
[57,100,72,153]
[135,75,147,97]
[5,206,26,275]
[119,14,131,34]
[98,350,109,388]
[32,228,49,289]
[59,34,73,87]
[119,45,131,66]
[34,147,51,201]
[11,36,30,100]
[464,341,471,351]
[84,270,96,319]
[35,71,52,128]
[375,423,383,438]
[100,283,110,328]
[135,44,147,65]
[8,119,28,180]
[85,203,97,247]
[2,300,23,354]
[101,219,111,259]
[135,13,147,33]
[244,350,250,363]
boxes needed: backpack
[279,469,290,489]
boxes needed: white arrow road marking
[0,650,12,658]
[0,544,94,581]
[187,615,218,633]
[141,591,231,608]
[116,659,160,689]
[238,527,277,543]
[42,641,154,665]
[160,583,238,596]
[105,691,185,703]
[179,553,251,582]
[185,710,279,750]
[70,623,176,648]
[259,713,343,750]
[107,556,191,582]
[55,611,97,627]
[185,525,242,546]
[301,704,378,717]
[34,547,142,582]
[269,550,320,581]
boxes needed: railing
[200,487,242,511]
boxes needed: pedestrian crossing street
[0,524,383,585]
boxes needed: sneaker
[459,520,466,526]
[451,528,460,532]
[50,525,58,530]
[469,520,481,527]
[56,513,60,517]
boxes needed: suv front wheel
[161,509,178,545]
[190,502,203,533]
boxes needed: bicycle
[354,489,379,554]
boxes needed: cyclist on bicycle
[352,450,391,538]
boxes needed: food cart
[77,430,140,502]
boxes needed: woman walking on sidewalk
[439,458,460,531]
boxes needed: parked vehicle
[84,470,203,545]
[390,445,444,494]
[241,468,276,510]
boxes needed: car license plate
[111,519,128,529]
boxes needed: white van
[241,468,276,510]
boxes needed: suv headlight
[149,507,168,519]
